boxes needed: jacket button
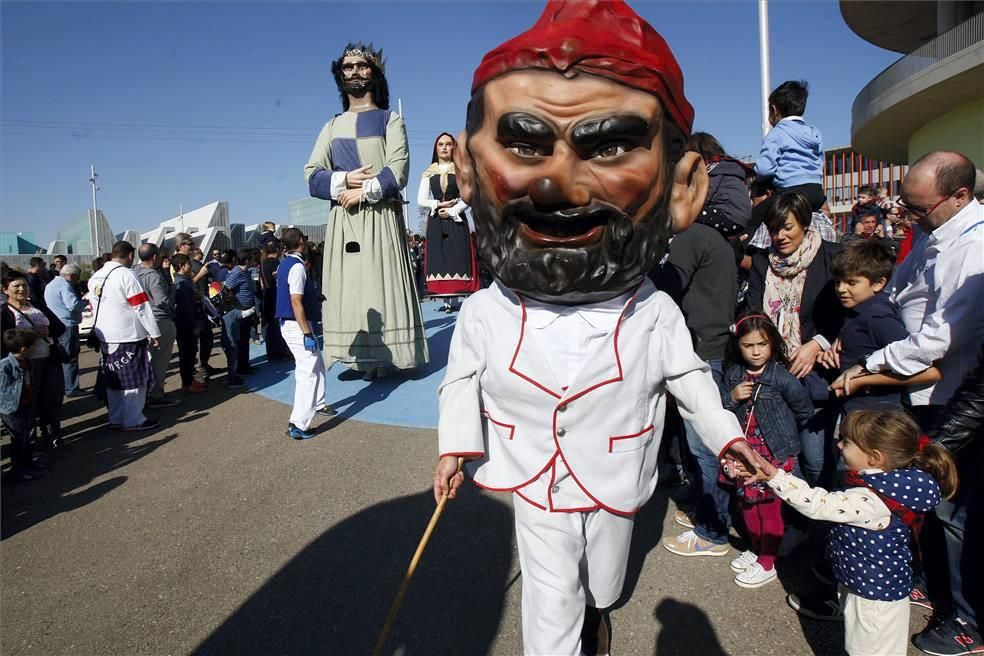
[558,404,567,413]
[551,485,560,494]
[557,427,567,437]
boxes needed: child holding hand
[720,313,814,588]
[753,410,957,656]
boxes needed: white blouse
[417,165,471,229]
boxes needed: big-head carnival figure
[305,43,429,379]
[433,2,759,654]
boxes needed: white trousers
[839,586,910,656]
[281,320,326,431]
[513,495,634,656]
[107,387,147,428]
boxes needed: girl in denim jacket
[720,313,814,588]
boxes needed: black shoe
[910,584,935,611]
[123,419,160,432]
[146,395,181,408]
[580,606,612,656]
[13,467,44,482]
[203,364,222,376]
[227,377,246,389]
[912,615,984,656]
[315,405,338,418]
[240,366,258,375]
[786,592,843,622]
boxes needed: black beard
[342,76,371,98]
[470,189,674,305]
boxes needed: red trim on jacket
[508,300,562,399]
[439,451,485,459]
[127,291,149,306]
[481,410,516,440]
[608,424,655,453]
[515,489,548,511]
[717,437,746,461]
[472,453,558,494]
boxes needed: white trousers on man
[107,388,147,428]
[512,494,634,656]
[281,320,326,431]
[839,586,909,656]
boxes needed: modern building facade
[823,145,909,230]
[844,1,984,165]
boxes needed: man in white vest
[433,2,758,655]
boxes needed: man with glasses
[834,151,983,656]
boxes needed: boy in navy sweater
[825,241,940,415]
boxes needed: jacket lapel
[509,297,564,400]
[560,285,641,404]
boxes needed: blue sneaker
[286,423,315,440]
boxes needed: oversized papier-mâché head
[456,0,709,304]
[332,42,390,111]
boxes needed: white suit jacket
[438,279,743,515]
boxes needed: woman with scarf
[416,132,479,313]
[746,192,844,488]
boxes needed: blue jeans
[221,310,243,378]
[925,486,982,629]
[799,404,837,487]
[684,359,731,545]
[58,326,80,394]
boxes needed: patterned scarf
[763,227,821,350]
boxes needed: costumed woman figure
[304,43,429,379]
[417,132,480,313]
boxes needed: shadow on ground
[195,485,514,656]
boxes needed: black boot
[580,606,612,656]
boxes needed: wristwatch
[857,352,873,374]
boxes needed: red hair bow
[918,435,932,452]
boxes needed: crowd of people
[648,79,983,656]
[3,37,984,656]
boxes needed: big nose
[528,175,590,211]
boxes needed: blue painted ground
[243,300,455,429]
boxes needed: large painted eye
[594,143,627,158]
[507,143,541,158]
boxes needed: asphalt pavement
[1,341,931,655]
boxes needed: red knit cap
[472,0,694,135]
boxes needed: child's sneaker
[912,615,984,656]
[734,562,777,588]
[730,550,758,573]
[662,530,729,557]
[909,584,934,611]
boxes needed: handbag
[9,304,70,363]
[85,266,122,351]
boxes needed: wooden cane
[372,457,464,656]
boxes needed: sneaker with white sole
[672,510,695,529]
[730,550,759,573]
[662,530,729,557]
[735,561,777,588]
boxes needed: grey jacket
[133,265,175,322]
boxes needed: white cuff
[362,178,382,203]
[865,349,889,373]
[330,172,348,201]
[812,335,831,351]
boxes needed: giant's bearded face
[457,70,705,305]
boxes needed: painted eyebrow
[571,115,651,146]
[497,112,555,141]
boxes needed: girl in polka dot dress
[754,410,958,656]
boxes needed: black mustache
[504,202,628,231]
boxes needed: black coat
[746,240,845,346]
[931,343,984,486]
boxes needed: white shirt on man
[866,199,984,405]
[88,261,161,344]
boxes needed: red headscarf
[472,0,694,136]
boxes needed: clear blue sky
[1,1,899,244]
